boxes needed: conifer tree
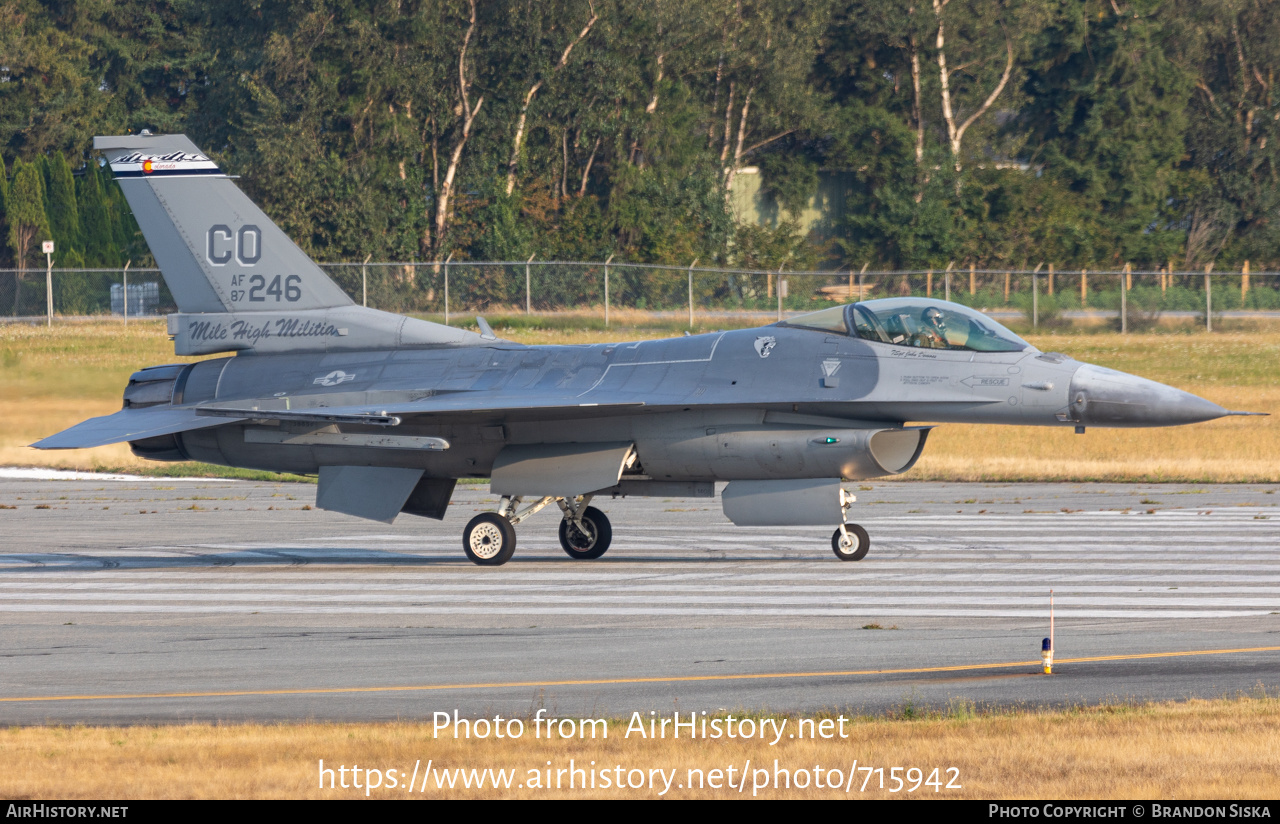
[6,160,52,314]
[77,163,117,266]
[0,156,10,267]
[45,152,81,255]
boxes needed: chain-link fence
[5,262,1280,331]
[0,267,174,322]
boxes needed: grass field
[1,318,1276,482]
[3,696,1279,799]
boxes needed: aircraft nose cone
[1068,364,1229,428]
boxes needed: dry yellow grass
[2,320,1276,481]
[3,697,1279,799]
[911,386,1278,482]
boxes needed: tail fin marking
[95,134,353,315]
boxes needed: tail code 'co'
[207,225,262,266]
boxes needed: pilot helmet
[923,307,946,329]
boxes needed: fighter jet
[33,134,1259,565]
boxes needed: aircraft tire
[831,523,870,561]
[464,513,517,566]
[558,506,612,560]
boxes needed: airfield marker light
[1043,589,1055,674]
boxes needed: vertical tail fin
[95,133,353,314]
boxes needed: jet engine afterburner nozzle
[1067,364,1230,428]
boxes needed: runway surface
[1,474,1278,723]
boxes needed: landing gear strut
[831,488,870,561]
[460,494,613,566]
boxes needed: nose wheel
[831,523,870,561]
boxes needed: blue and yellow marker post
[1042,589,1055,674]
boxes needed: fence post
[1242,259,1250,305]
[926,270,932,297]
[1080,268,1088,307]
[777,270,788,321]
[969,263,976,296]
[687,259,699,329]
[1048,263,1054,296]
[945,261,954,302]
[858,262,868,301]
[1120,263,1129,334]
[525,253,534,314]
[604,253,614,327]
[444,252,452,324]
[122,261,131,326]
[1204,263,1213,332]
[1032,262,1043,329]
[43,243,54,327]
[362,253,371,307]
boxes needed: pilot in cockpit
[918,306,949,348]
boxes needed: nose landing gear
[831,488,870,561]
[831,523,870,561]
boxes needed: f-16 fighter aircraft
[34,133,1259,565]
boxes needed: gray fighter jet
[34,134,1258,565]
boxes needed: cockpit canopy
[778,298,1033,353]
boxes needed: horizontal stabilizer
[32,407,237,450]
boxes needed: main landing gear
[830,488,871,562]
[461,494,612,566]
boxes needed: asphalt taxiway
[1,473,1278,724]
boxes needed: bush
[1119,285,1165,331]
[1015,290,1067,329]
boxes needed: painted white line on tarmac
[0,468,236,482]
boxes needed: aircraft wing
[197,395,650,423]
[32,407,244,450]
[32,395,653,452]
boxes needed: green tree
[0,156,10,267]
[5,159,52,314]
[1017,0,1194,265]
[0,1,108,158]
[77,163,118,266]
[1179,0,1280,268]
[44,152,81,253]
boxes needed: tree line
[2,0,1278,276]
